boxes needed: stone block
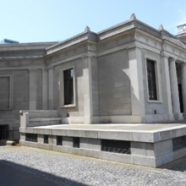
[131,142,155,156]
[63,136,73,147]
[80,138,101,150]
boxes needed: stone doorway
[0,125,9,145]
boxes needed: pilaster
[42,68,48,109]
[48,68,54,109]
[83,43,98,124]
[29,69,38,110]
[162,55,174,120]
[169,58,183,120]
[128,48,145,119]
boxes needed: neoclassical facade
[0,14,186,140]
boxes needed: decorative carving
[130,13,136,20]
[84,26,91,32]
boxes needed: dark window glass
[147,59,158,100]
[44,135,49,144]
[73,137,80,148]
[56,136,63,146]
[26,134,37,142]
[0,125,9,140]
[63,68,74,105]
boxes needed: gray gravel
[0,146,186,186]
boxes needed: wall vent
[56,136,63,146]
[73,137,80,148]
[25,133,38,142]
[101,140,131,154]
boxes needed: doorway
[0,125,9,145]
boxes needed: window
[73,137,80,148]
[44,135,49,144]
[146,59,158,100]
[25,134,38,142]
[56,136,63,146]
[63,68,75,105]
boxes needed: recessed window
[73,137,80,148]
[63,68,75,105]
[26,134,38,142]
[44,135,49,144]
[56,136,63,146]
[146,59,158,100]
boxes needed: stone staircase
[20,110,62,128]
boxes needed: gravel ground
[0,146,186,186]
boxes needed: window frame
[145,58,161,103]
[59,66,76,108]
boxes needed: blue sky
[0,0,186,43]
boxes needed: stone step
[28,117,62,127]
[29,110,59,118]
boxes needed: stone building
[1,14,186,159]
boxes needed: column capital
[168,57,178,63]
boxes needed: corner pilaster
[128,48,145,120]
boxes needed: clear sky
[1,0,186,43]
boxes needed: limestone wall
[97,50,131,117]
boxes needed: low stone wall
[19,124,186,167]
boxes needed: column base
[174,113,183,121]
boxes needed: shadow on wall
[98,50,132,116]
[0,160,86,186]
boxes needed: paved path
[1,146,186,186]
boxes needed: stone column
[163,56,173,120]
[48,68,54,109]
[42,68,48,109]
[83,56,93,124]
[83,44,98,124]
[128,48,145,121]
[29,69,38,110]
[169,59,182,120]
[181,63,186,113]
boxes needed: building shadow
[0,160,87,186]
[161,156,186,172]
